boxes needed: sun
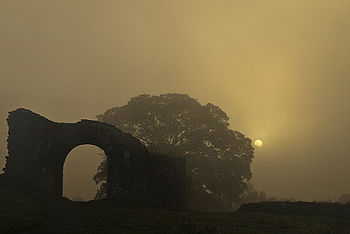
[254,139,263,148]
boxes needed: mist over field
[1,0,350,202]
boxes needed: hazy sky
[1,0,350,201]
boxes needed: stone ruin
[0,108,186,207]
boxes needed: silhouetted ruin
[1,108,186,207]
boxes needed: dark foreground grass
[0,189,47,233]
[1,189,350,234]
[74,200,350,234]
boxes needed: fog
[63,145,104,201]
[1,0,350,200]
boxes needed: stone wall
[148,152,186,206]
[1,108,185,207]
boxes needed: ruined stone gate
[1,108,186,206]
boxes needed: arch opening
[63,144,105,201]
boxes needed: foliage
[240,183,267,204]
[94,94,254,210]
[93,154,107,200]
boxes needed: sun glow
[254,139,263,148]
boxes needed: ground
[1,189,350,234]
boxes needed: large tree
[94,94,254,210]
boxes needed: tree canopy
[94,94,254,210]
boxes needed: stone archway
[2,108,186,206]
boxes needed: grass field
[1,189,350,234]
[0,189,47,233]
[75,200,350,234]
